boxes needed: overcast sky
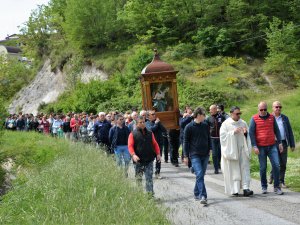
[0,0,50,40]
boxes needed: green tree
[64,0,126,53]
[264,17,300,86]
[0,56,32,101]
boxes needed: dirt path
[131,161,300,225]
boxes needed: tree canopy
[20,0,300,58]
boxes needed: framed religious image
[150,82,173,112]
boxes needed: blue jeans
[258,145,280,189]
[191,155,209,199]
[114,146,131,173]
[135,161,154,193]
[211,138,221,171]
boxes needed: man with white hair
[94,112,112,153]
[128,111,138,131]
[269,101,295,188]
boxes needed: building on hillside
[5,34,19,40]
[0,45,22,59]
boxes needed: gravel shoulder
[132,161,300,225]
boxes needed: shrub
[178,75,249,109]
[226,77,239,85]
[264,17,300,87]
[223,57,244,67]
[165,43,195,60]
[194,66,223,78]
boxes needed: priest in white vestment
[220,106,254,197]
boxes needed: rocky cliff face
[8,59,108,115]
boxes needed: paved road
[141,161,300,225]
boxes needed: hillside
[2,0,300,126]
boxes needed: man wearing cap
[249,101,283,195]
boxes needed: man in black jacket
[128,116,161,196]
[206,104,226,174]
[184,107,211,205]
[146,110,167,179]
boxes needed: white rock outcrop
[8,59,108,115]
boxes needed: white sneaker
[274,187,284,195]
[155,174,163,179]
[200,197,207,205]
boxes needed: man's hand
[279,144,283,153]
[155,118,160,123]
[183,157,189,166]
[291,147,295,152]
[156,154,161,162]
[254,147,259,155]
[132,154,140,163]
[234,127,243,134]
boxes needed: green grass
[250,148,300,192]
[240,87,300,141]
[0,132,169,225]
[0,131,68,169]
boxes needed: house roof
[4,46,22,54]
[0,45,22,54]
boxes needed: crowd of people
[3,101,295,204]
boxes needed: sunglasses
[235,112,242,116]
[275,106,282,109]
[259,109,267,112]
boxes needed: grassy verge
[250,148,300,192]
[0,132,169,224]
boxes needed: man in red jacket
[249,101,283,195]
[70,114,82,141]
[128,116,161,196]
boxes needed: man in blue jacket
[183,107,211,205]
[94,112,112,153]
[269,101,295,188]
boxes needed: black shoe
[232,193,239,197]
[268,177,273,184]
[190,167,195,174]
[243,189,254,197]
[214,170,219,174]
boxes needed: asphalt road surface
[135,161,300,225]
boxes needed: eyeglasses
[275,106,282,109]
[259,109,267,112]
[235,113,242,116]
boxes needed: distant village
[0,34,29,62]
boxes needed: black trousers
[169,129,180,164]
